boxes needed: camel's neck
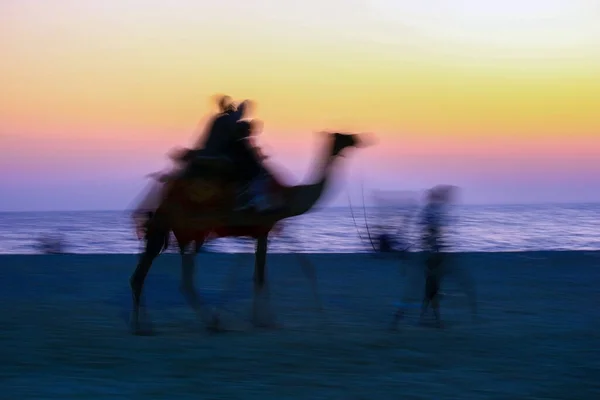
[308,136,337,186]
[284,137,340,217]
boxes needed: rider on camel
[135,95,277,222]
[181,96,277,211]
[227,119,280,212]
[193,96,252,157]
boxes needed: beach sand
[0,252,599,399]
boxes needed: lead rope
[360,179,378,252]
[347,178,377,252]
[348,181,420,254]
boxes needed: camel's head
[329,132,372,157]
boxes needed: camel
[129,131,368,334]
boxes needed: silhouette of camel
[129,132,368,334]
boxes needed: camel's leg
[252,235,276,328]
[179,241,202,313]
[178,239,218,330]
[129,229,166,335]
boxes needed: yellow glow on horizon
[1,0,599,149]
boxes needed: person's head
[217,95,235,113]
[236,99,255,119]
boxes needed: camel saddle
[169,153,285,217]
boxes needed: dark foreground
[0,252,599,399]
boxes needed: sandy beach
[1,252,599,399]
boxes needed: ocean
[1,203,599,254]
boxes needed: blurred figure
[366,192,416,257]
[157,96,253,171]
[192,96,253,157]
[228,119,281,212]
[372,225,406,255]
[374,190,419,252]
[391,184,455,329]
[376,230,394,253]
[132,96,255,230]
[418,185,456,327]
[35,233,66,254]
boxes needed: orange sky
[1,0,600,210]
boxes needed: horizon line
[1,201,599,214]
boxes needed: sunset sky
[1,0,599,211]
